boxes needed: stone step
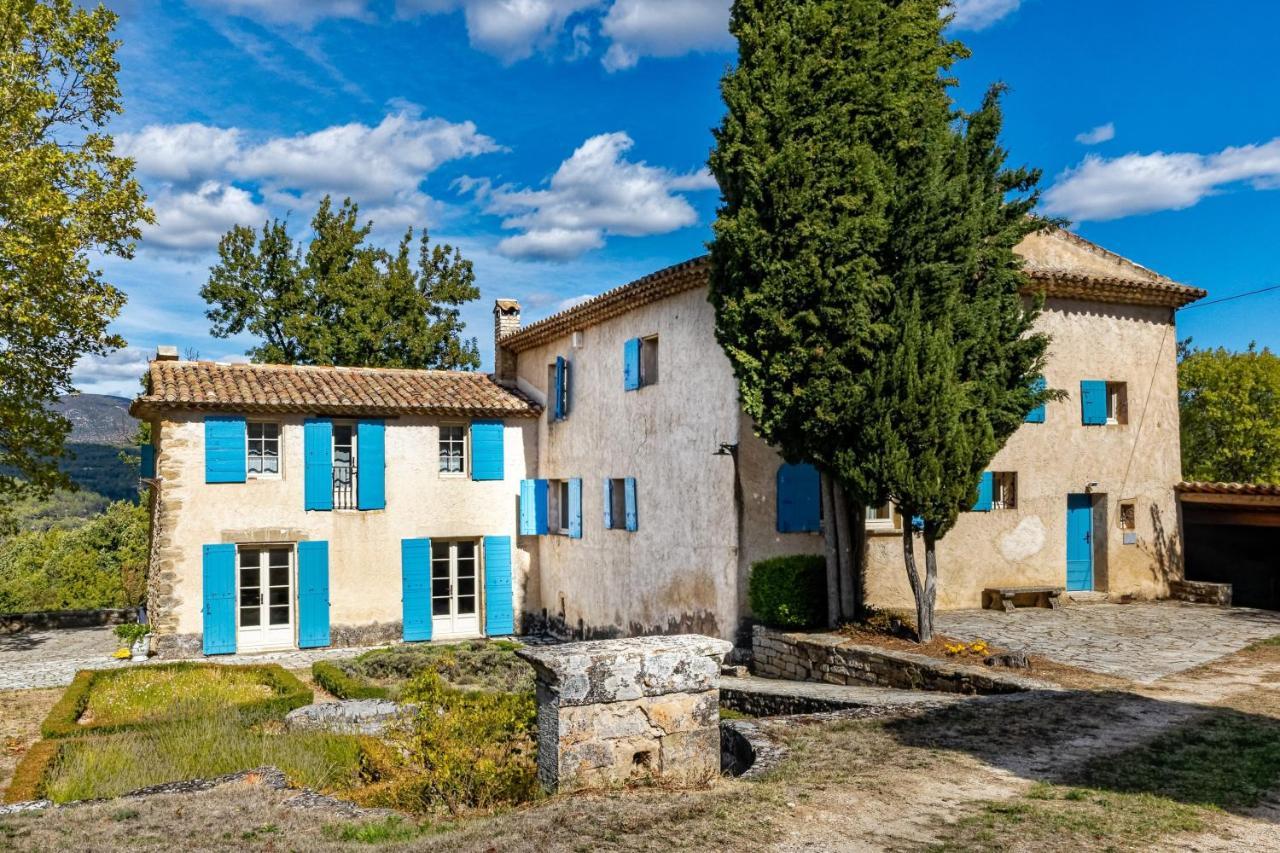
[1064,591,1110,604]
[720,674,966,717]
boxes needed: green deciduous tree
[0,0,151,518]
[202,195,481,370]
[1179,341,1280,484]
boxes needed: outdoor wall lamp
[714,442,738,457]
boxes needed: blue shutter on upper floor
[297,540,330,648]
[204,416,246,484]
[972,471,994,512]
[567,477,583,539]
[520,479,549,535]
[602,479,614,529]
[623,338,641,391]
[401,538,432,642]
[304,419,333,511]
[140,443,156,479]
[484,535,514,636]
[776,463,821,533]
[1081,380,1108,425]
[553,356,566,420]
[201,544,236,655]
[356,420,385,510]
[624,477,638,531]
[1026,377,1047,423]
[471,420,504,481]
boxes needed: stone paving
[936,601,1280,683]
[723,674,966,709]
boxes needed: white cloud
[143,182,270,251]
[201,0,372,27]
[1043,138,1280,221]
[479,132,717,260]
[1075,122,1116,146]
[396,0,600,63]
[600,0,731,71]
[116,124,242,183]
[947,0,1020,31]
[72,347,154,394]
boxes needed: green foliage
[361,671,538,816]
[42,715,365,803]
[202,195,481,370]
[748,555,827,629]
[0,500,148,613]
[0,0,152,520]
[1179,342,1280,484]
[312,661,390,701]
[4,488,110,532]
[323,816,422,844]
[41,663,312,739]
[347,639,533,695]
[112,622,148,646]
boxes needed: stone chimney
[154,345,179,362]
[493,299,520,386]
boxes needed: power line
[1181,282,1280,311]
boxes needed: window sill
[438,472,468,480]
[247,474,282,481]
[866,525,902,537]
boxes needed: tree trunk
[848,501,866,619]
[920,530,939,643]
[820,470,841,628]
[833,482,856,621]
[901,525,926,642]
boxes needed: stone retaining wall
[752,625,1042,694]
[0,607,139,635]
[1169,580,1232,606]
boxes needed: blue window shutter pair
[304,419,334,511]
[140,443,156,479]
[297,541,330,648]
[205,417,246,483]
[401,538,432,642]
[471,420,505,481]
[520,479,549,535]
[1080,380,1108,425]
[201,544,237,655]
[972,472,994,512]
[553,356,569,420]
[356,420,385,510]
[567,478,583,539]
[1026,377,1047,423]
[623,338,641,391]
[484,536,514,636]
[776,463,821,533]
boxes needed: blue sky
[78,0,1280,395]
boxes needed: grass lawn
[81,666,274,727]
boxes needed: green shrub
[312,661,390,700]
[112,622,148,646]
[748,555,827,629]
[3,739,61,803]
[356,671,538,816]
[348,640,533,695]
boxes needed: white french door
[431,539,480,639]
[238,546,294,651]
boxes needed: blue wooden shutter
[205,416,246,484]
[533,479,548,534]
[1081,380,1108,425]
[624,477,638,531]
[553,356,566,420]
[567,478,583,539]
[471,420,504,481]
[520,479,535,534]
[1026,377,1047,423]
[356,420,386,510]
[304,419,333,511]
[140,443,156,479]
[201,543,236,655]
[520,480,549,535]
[602,478,614,529]
[972,471,994,512]
[401,538,432,642]
[624,338,641,391]
[484,535,514,636]
[777,463,821,532]
[297,540,330,648]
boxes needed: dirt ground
[3,642,1279,851]
[0,688,61,794]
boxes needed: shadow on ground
[0,633,49,653]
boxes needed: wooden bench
[983,586,1064,613]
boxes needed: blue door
[1066,494,1094,591]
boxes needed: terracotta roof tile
[1177,481,1280,497]
[131,360,542,419]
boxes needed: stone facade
[1169,579,1232,606]
[517,634,732,792]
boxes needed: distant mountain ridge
[53,394,136,446]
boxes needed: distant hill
[53,394,136,446]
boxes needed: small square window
[992,472,1018,509]
[1106,382,1128,425]
[640,335,659,387]
[547,479,572,535]
[1118,502,1136,530]
[246,421,280,476]
[608,478,627,530]
[866,503,896,528]
[439,424,466,474]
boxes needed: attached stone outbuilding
[1177,481,1280,610]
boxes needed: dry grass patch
[0,688,60,795]
[81,667,272,727]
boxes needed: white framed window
[607,478,627,530]
[866,503,896,529]
[439,424,467,476]
[246,421,280,477]
[640,335,659,386]
[992,472,1018,510]
[332,423,358,510]
[1106,382,1128,425]
[546,479,572,535]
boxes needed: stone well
[516,634,733,792]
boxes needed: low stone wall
[517,634,732,793]
[1169,580,1232,607]
[152,621,402,658]
[721,685,866,717]
[0,607,139,635]
[752,625,1043,694]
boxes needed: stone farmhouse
[131,228,1205,656]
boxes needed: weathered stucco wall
[148,412,533,651]
[514,286,743,640]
